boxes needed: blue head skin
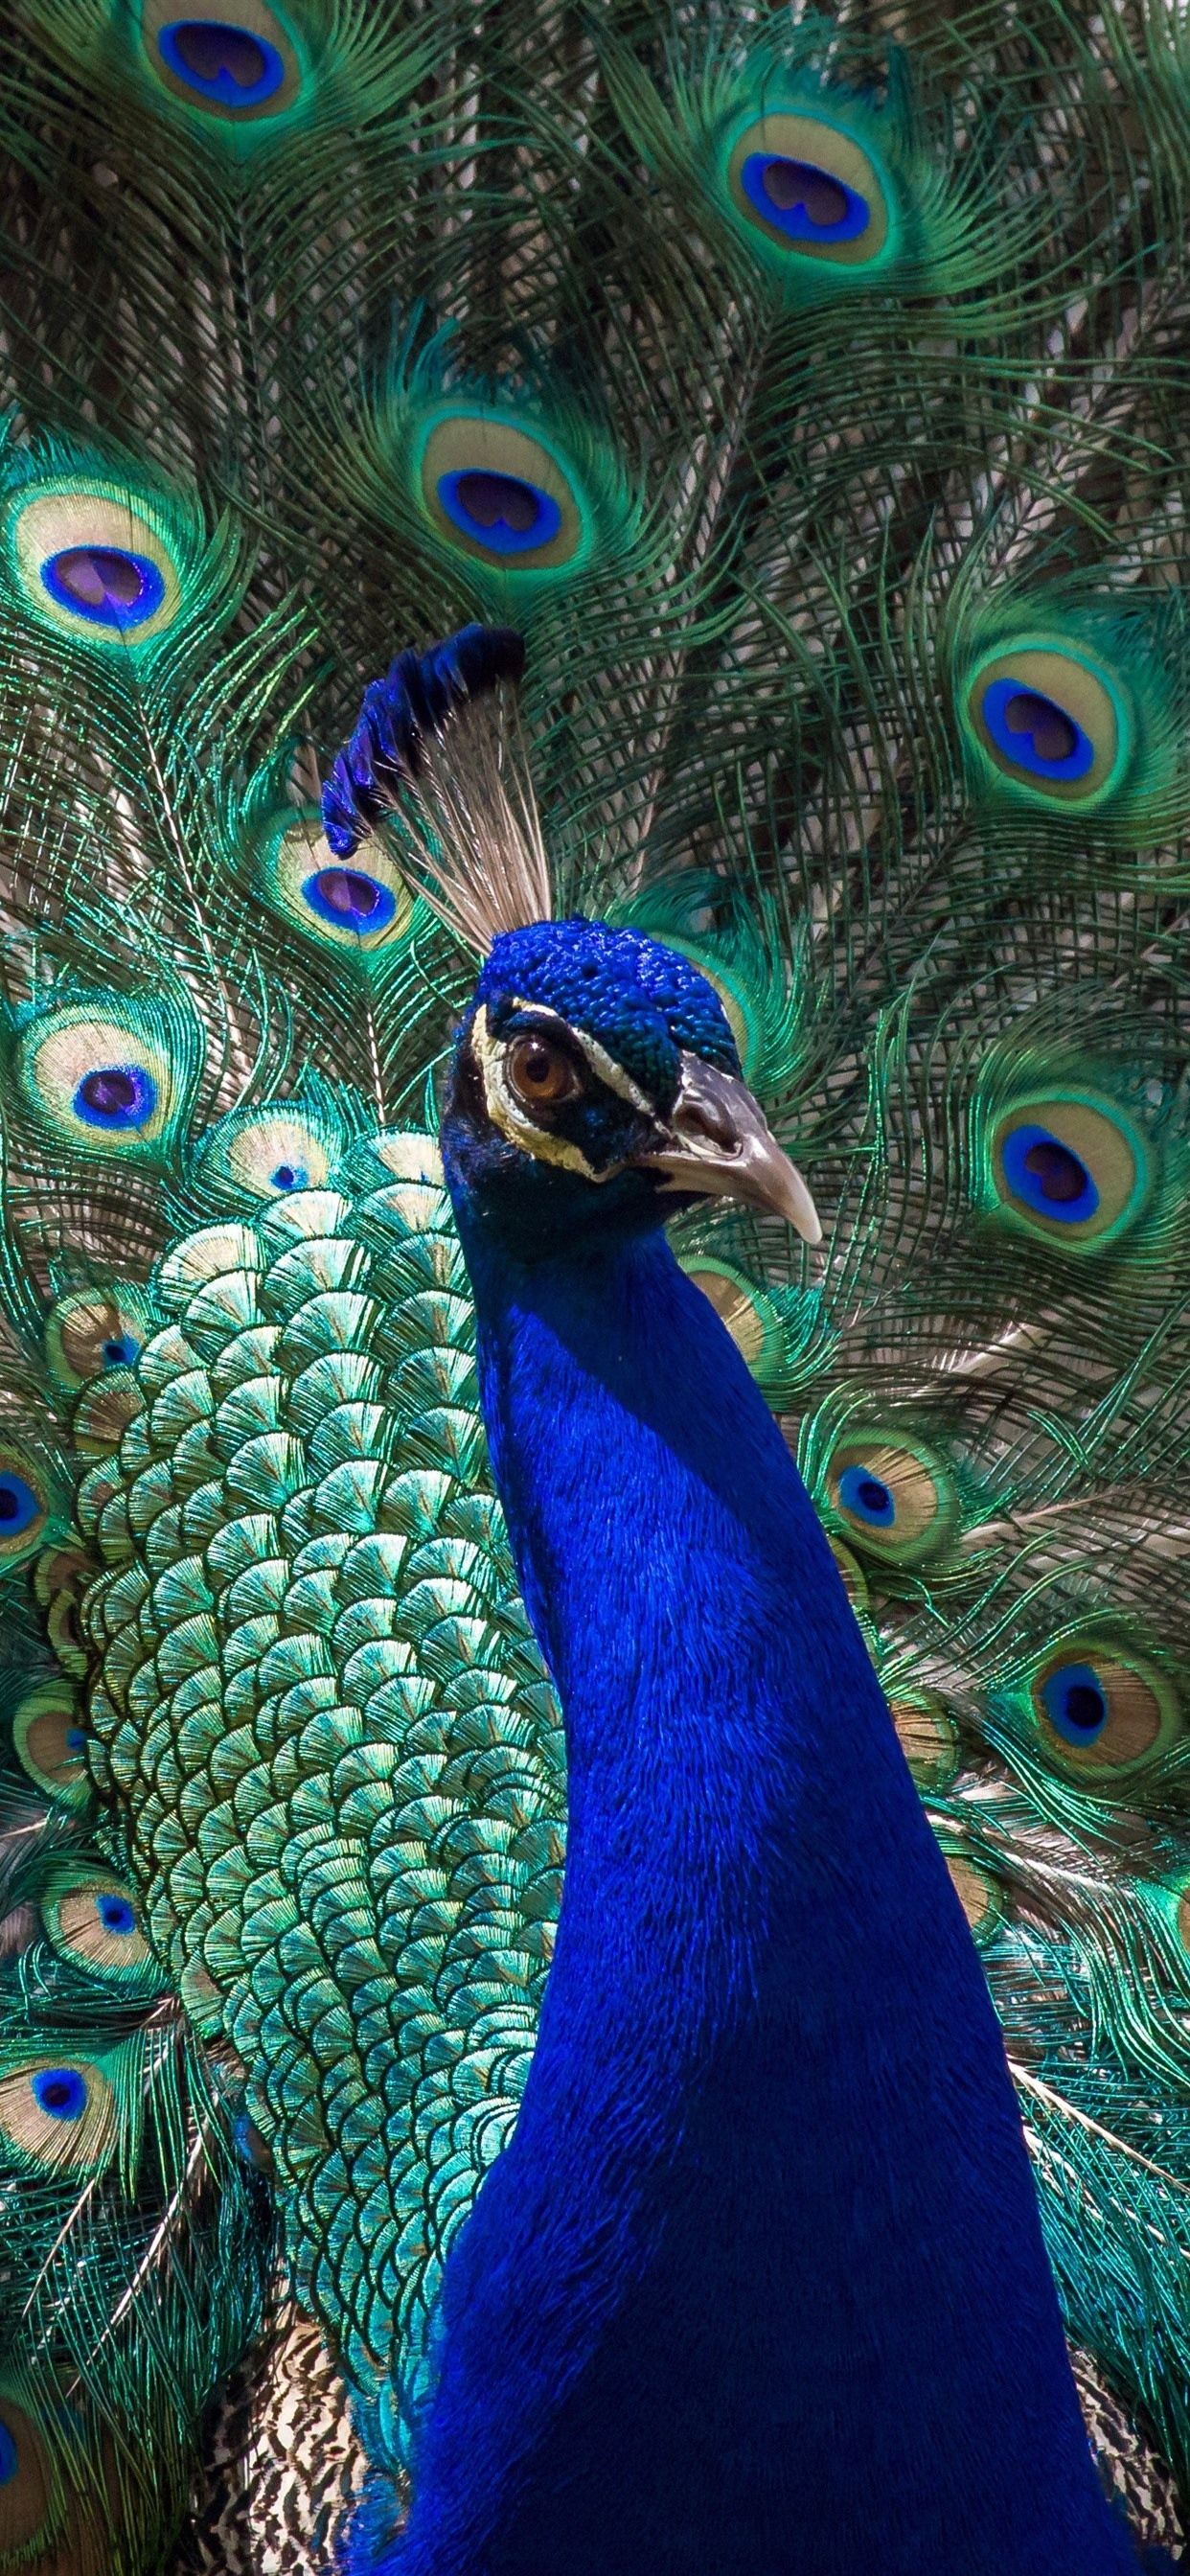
[443,915,818,1261]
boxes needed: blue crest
[477,918,740,1108]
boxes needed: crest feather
[321,626,553,953]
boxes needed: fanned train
[0,0,1187,2568]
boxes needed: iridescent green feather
[78,1151,563,2474]
[602,19,1039,310]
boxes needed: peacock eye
[506,1034,583,1109]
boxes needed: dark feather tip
[321,624,525,858]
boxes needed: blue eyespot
[435,470,561,555]
[270,1162,308,1191]
[978,678,1094,783]
[72,1064,157,1131]
[836,1463,896,1528]
[156,20,286,106]
[41,547,166,631]
[65,1727,87,1753]
[0,2422,17,2484]
[739,153,870,242]
[97,1894,137,1937]
[0,1476,39,1537]
[1041,1662,1108,1746]
[32,2067,87,2122]
[1000,1123,1098,1224]
[102,1333,140,1368]
[301,866,398,934]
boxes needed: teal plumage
[0,0,1185,2563]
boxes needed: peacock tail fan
[0,1613,273,2576]
[0,0,1186,2563]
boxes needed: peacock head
[322,625,820,1257]
[443,914,821,1257]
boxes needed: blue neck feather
[386,1214,1135,2576]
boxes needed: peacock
[0,0,1186,2566]
[319,640,1175,2576]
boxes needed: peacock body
[0,0,1187,2565]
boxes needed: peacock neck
[398,1209,1133,2576]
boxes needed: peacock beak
[635,1054,822,1245]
